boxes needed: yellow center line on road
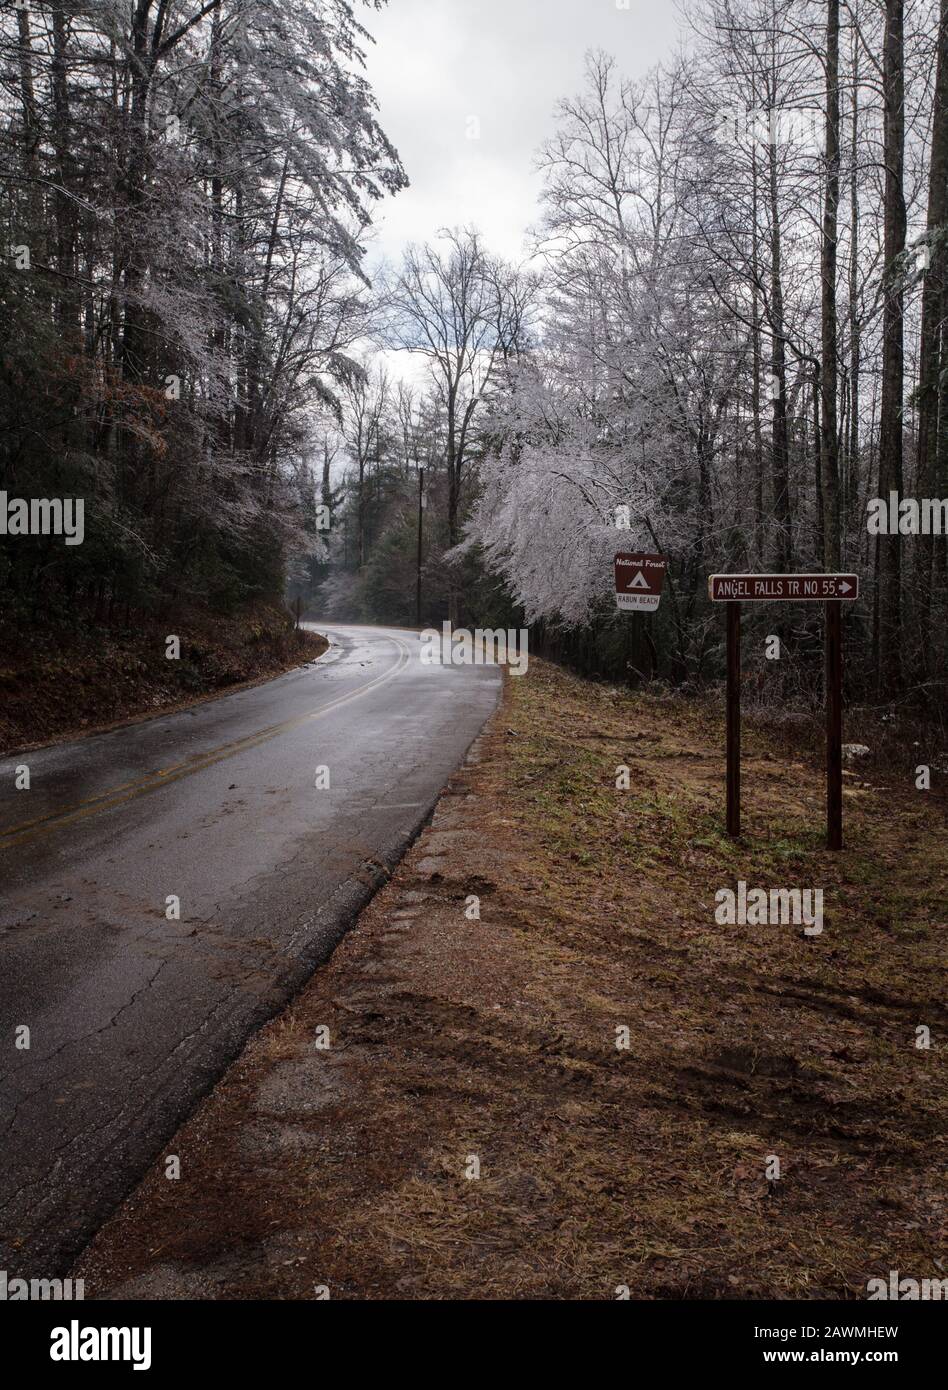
[0,637,412,851]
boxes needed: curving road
[0,624,501,1279]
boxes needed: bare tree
[877,0,906,692]
[821,0,842,570]
[387,228,532,616]
[340,364,391,569]
[916,0,948,655]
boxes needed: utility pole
[416,467,424,627]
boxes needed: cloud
[362,0,681,266]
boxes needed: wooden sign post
[726,601,741,836]
[825,600,843,851]
[708,573,859,850]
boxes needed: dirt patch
[73,661,947,1300]
[0,604,327,755]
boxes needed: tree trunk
[878,0,906,694]
[751,147,766,561]
[916,0,948,657]
[820,0,841,571]
[847,39,861,536]
[768,136,792,572]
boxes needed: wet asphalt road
[0,624,501,1279]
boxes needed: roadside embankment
[0,603,327,754]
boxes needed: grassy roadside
[75,659,946,1300]
[0,603,327,755]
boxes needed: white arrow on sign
[838,580,852,594]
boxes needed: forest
[2,0,946,713]
[0,0,405,630]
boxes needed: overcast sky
[361,0,684,271]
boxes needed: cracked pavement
[0,624,501,1279]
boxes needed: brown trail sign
[708,573,859,851]
[615,552,668,611]
[709,573,858,602]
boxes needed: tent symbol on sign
[614,551,668,612]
